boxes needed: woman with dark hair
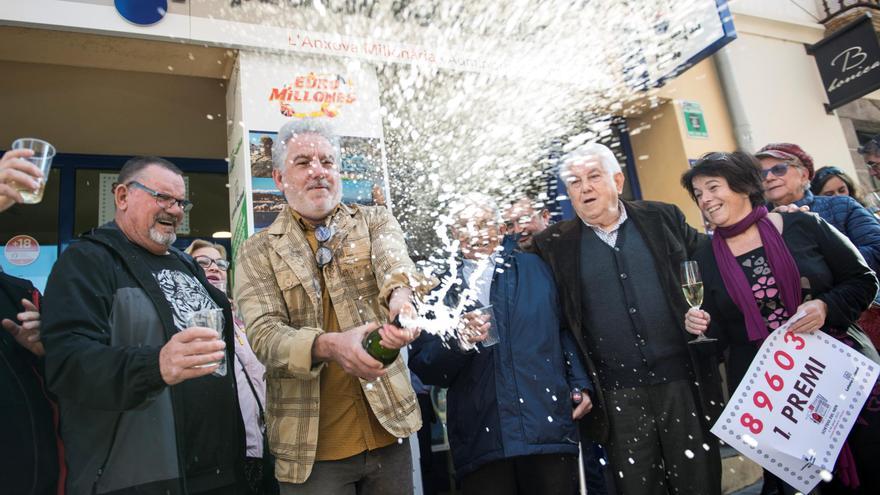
[680,151,880,494]
[184,240,278,495]
[811,166,864,204]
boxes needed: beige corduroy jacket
[234,203,427,483]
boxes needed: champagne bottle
[362,316,401,367]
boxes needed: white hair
[450,192,502,226]
[272,118,342,171]
[559,142,622,180]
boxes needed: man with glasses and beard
[234,119,428,495]
[41,156,245,494]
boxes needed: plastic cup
[474,305,500,348]
[185,308,227,376]
[11,138,55,204]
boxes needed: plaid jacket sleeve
[233,232,325,379]
[366,207,433,305]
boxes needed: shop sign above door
[5,0,734,87]
[808,14,880,111]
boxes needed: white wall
[729,0,823,25]
[0,60,228,158]
[717,2,859,177]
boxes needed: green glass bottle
[362,317,401,367]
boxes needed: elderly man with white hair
[532,143,724,495]
[409,192,593,495]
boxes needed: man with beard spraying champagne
[235,119,430,495]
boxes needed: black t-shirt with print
[136,246,238,491]
[139,250,220,330]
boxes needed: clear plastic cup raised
[11,138,55,204]
[475,305,500,348]
[185,308,227,377]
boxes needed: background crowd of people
[2,120,880,495]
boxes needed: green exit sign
[683,101,708,138]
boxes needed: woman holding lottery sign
[680,151,880,495]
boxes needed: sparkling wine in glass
[681,260,716,344]
[11,138,55,204]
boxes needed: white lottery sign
[711,313,879,494]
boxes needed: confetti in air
[207,0,729,341]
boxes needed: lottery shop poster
[250,132,386,231]
[712,314,879,493]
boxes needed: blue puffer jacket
[795,190,880,273]
[409,241,591,478]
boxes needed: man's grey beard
[149,227,177,248]
[518,236,534,250]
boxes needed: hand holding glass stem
[681,260,716,344]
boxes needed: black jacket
[697,211,879,389]
[533,200,725,443]
[0,272,60,495]
[42,223,244,495]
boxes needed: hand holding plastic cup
[10,138,55,204]
[185,308,227,377]
[459,305,499,350]
[474,305,500,348]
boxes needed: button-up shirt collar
[582,201,627,248]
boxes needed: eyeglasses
[126,181,193,212]
[866,160,880,171]
[760,162,797,180]
[504,213,536,231]
[194,255,230,271]
[315,225,334,268]
[703,151,731,161]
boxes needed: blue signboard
[114,0,168,26]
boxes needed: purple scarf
[712,206,801,342]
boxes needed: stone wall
[836,97,880,194]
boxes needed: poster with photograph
[250,132,386,231]
[251,176,285,231]
[250,131,275,179]
[239,52,389,233]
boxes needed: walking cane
[578,442,587,495]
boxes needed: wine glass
[681,260,716,344]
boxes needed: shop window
[0,168,60,245]
[73,169,229,238]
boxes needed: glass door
[73,168,231,252]
[0,168,60,291]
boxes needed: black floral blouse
[736,246,816,336]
